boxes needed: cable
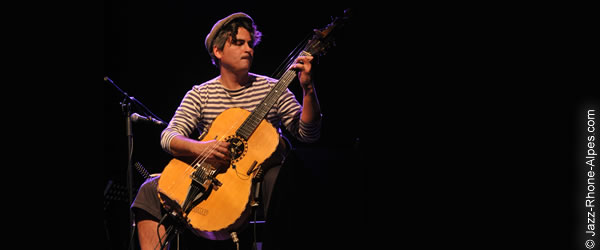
[157,214,171,250]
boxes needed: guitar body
[157,107,279,240]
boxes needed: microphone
[130,113,166,127]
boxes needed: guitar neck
[236,51,310,139]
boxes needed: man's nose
[243,42,253,52]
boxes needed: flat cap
[204,12,254,53]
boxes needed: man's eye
[232,39,253,47]
[232,40,245,46]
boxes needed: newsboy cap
[204,12,254,53]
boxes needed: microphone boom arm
[104,76,167,124]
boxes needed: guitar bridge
[191,172,212,191]
[190,165,222,191]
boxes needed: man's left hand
[291,55,314,90]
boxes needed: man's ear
[213,46,223,60]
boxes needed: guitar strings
[270,37,305,79]
[180,122,239,182]
[271,33,312,80]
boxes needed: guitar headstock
[305,8,352,56]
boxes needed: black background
[104,3,371,250]
[102,1,596,250]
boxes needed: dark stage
[105,2,593,250]
[104,2,370,250]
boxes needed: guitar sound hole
[227,137,246,161]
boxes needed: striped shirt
[160,73,321,154]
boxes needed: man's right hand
[194,139,231,168]
[170,136,231,169]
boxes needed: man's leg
[136,212,166,250]
[131,176,167,250]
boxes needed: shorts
[131,165,282,223]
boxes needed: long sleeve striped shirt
[160,73,321,155]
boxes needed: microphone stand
[105,77,166,124]
[105,76,166,250]
[122,99,135,250]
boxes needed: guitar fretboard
[236,51,311,139]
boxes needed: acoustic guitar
[157,9,351,240]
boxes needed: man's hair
[209,18,262,67]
